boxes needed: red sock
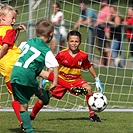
[6,81,22,124]
[48,72,72,89]
[12,100,22,123]
[86,94,95,117]
[30,100,43,117]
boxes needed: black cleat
[20,122,26,132]
[90,114,101,122]
[70,87,88,96]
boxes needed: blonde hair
[0,4,18,17]
[35,19,54,37]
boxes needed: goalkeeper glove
[95,77,104,94]
[42,79,51,90]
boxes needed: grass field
[0,1,132,133]
[0,112,133,133]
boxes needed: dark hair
[79,0,88,5]
[55,2,60,9]
[54,2,60,11]
[100,0,109,4]
[67,30,81,41]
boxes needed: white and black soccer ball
[88,93,108,112]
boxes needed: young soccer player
[11,19,79,133]
[0,4,26,126]
[31,30,104,122]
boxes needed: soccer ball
[88,93,107,112]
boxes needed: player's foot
[70,87,88,95]
[30,115,35,121]
[90,114,101,122]
[20,122,26,132]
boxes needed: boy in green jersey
[11,19,59,133]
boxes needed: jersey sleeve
[2,28,16,46]
[45,51,59,68]
[55,51,64,65]
[82,54,92,69]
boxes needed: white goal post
[0,0,133,112]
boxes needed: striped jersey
[56,49,92,82]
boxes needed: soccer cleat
[20,122,26,132]
[90,114,101,122]
[70,87,88,96]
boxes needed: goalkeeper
[30,30,104,122]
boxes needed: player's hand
[95,77,104,94]
[17,24,26,31]
[48,83,56,92]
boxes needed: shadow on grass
[8,128,51,133]
[46,117,107,121]
[8,128,21,133]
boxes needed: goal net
[0,0,132,112]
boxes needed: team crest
[78,61,82,66]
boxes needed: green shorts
[12,83,38,104]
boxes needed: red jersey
[0,25,16,46]
[124,17,133,39]
[55,49,92,82]
[0,25,21,84]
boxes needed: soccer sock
[48,72,72,89]
[12,100,23,123]
[30,100,43,118]
[20,111,34,133]
[86,94,95,117]
[6,81,22,124]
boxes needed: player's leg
[82,83,101,122]
[30,87,50,120]
[12,83,35,132]
[0,61,23,125]
[6,81,23,125]
[30,70,83,120]
[30,84,67,120]
[69,79,101,122]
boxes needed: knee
[35,89,50,105]
[85,86,93,95]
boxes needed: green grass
[0,112,133,133]
[0,1,132,132]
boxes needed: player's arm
[88,65,97,78]
[15,24,26,42]
[89,65,104,94]
[40,51,59,91]
[0,43,9,58]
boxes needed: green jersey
[11,37,51,88]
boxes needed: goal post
[0,0,133,112]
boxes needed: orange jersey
[0,25,21,84]
[55,49,92,82]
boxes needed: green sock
[20,111,34,133]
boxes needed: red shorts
[52,79,87,99]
